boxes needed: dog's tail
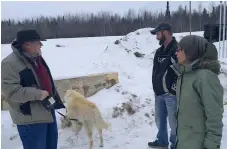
[94,109,111,131]
[97,118,111,130]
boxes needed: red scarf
[31,56,53,94]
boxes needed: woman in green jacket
[172,35,224,149]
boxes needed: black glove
[42,95,56,111]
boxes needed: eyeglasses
[30,41,43,46]
[176,48,182,52]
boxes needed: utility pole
[219,1,222,58]
[189,1,192,35]
[223,1,226,58]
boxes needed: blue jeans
[155,93,177,148]
[17,110,58,149]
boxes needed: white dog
[63,89,111,149]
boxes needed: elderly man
[1,29,65,149]
[148,22,178,149]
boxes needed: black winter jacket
[152,37,178,96]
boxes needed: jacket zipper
[175,74,183,148]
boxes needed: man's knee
[168,115,177,134]
[17,124,47,149]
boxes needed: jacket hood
[196,59,221,75]
[172,59,221,76]
[11,40,23,55]
[173,36,221,75]
[190,41,220,75]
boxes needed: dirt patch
[112,100,137,118]
[10,134,18,141]
[114,40,120,45]
[56,44,65,47]
[134,52,145,58]
[112,91,140,118]
[125,48,131,53]
[144,113,150,118]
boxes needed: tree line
[1,2,226,44]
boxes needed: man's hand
[40,90,49,101]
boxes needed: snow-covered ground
[1,28,227,149]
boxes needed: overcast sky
[1,1,219,21]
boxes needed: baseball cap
[150,22,172,35]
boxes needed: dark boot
[148,140,168,148]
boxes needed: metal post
[189,1,192,35]
[223,1,226,58]
[219,1,222,58]
[224,1,227,58]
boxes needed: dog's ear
[74,88,79,92]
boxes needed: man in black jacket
[148,22,178,149]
